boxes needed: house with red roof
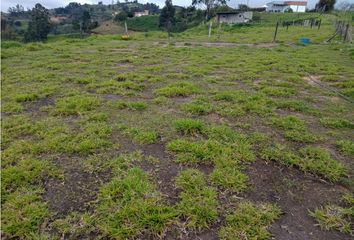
[265,1,307,12]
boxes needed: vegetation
[219,202,281,240]
[310,193,354,235]
[1,9,353,240]
[24,4,51,42]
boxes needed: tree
[24,4,51,42]
[238,4,249,11]
[337,1,354,11]
[81,10,91,32]
[159,0,175,37]
[192,0,228,20]
[315,0,336,12]
[8,4,25,16]
[114,11,128,22]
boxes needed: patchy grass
[320,117,354,129]
[271,115,318,143]
[310,194,354,235]
[261,144,347,182]
[2,19,354,239]
[219,201,281,240]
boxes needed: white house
[134,10,149,17]
[265,1,307,12]
[216,12,253,24]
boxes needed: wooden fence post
[343,23,349,42]
[273,22,279,42]
[208,21,212,38]
[318,19,321,30]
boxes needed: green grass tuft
[175,169,218,229]
[336,140,354,156]
[173,118,205,136]
[219,201,281,240]
[55,94,101,115]
[320,117,354,129]
[155,81,199,97]
[181,98,213,115]
[97,168,177,239]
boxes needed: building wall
[266,3,306,12]
[288,5,306,12]
[266,5,287,12]
[218,12,253,24]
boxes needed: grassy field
[1,13,354,240]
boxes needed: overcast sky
[1,0,353,12]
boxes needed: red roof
[284,1,307,5]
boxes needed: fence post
[208,21,212,38]
[124,21,128,35]
[318,19,321,30]
[273,22,279,42]
[343,23,349,42]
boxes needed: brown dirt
[43,155,110,216]
[245,159,352,240]
[172,42,279,48]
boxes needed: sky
[1,0,353,12]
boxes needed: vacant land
[1,16,354,239]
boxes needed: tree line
[2,0,349,42]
